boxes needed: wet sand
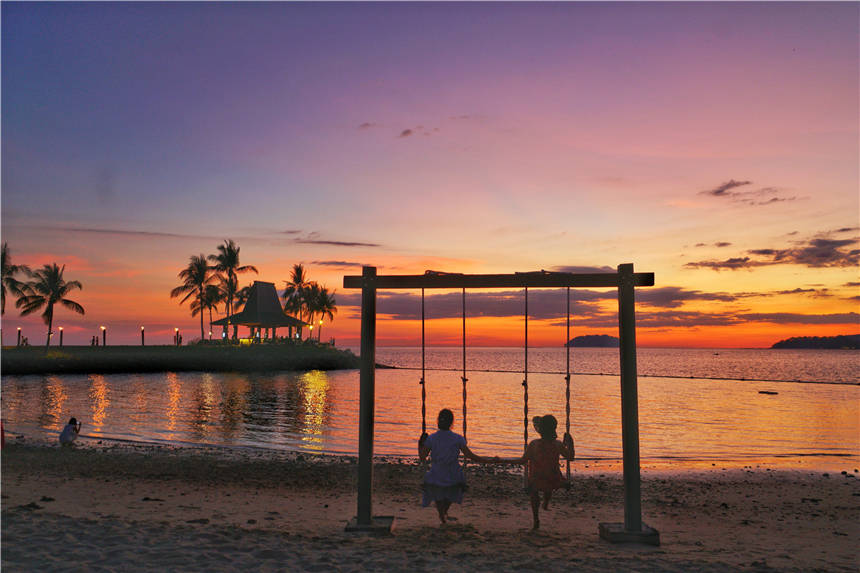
[2,437,858,572]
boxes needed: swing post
[346,266,394,534]
[598,263,659,545]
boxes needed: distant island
[566,334,620,348]
[771,334,859,350]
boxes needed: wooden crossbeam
[343,271,654,290]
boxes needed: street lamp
[101,325,106,346]
[174,327,179,346]
[141,326,145,346]
[17,327,21,346]
[59,327,64,347]
[319,319,323,341]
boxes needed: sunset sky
[2,2,858,348]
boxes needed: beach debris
[758,390,778,395]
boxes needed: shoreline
[3,438,858,571]
[6,431,859,475]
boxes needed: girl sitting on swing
[418,408,494,524]
[500,414,575,530]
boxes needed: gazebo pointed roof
[212,281,307,328]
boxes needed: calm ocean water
[2,348,858,468]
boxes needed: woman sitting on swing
[418,408,494,524]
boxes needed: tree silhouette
[170,254,214,341]
[311,286,337,341]
[208,240,257,340]
[283,263,313,338]
[16,263,84,346]
[1,242,31,316]
[194,284,222,340]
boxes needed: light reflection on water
[2,361,858,466]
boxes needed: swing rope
[522,287,529,487]
[461,287,468,445]
[420,287,426,436]
[565,286,572,480]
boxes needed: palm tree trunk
[45,304,53,347]
[208,307,213,340]
[199,290,205,341]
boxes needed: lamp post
[174,327,179,347]
[59,327,64,347]
[141,326,145,346]
[308,324,313,341]
[319,319,323,341]
[101,326,106,346]
[17,327,21,346]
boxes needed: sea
[2,347,858,469]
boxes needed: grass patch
[1,343,360,375]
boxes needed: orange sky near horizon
[2,3,857,348]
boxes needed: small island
[566,334,620,348]
[771,334,859,350]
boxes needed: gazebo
[212,280,307,341]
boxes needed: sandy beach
[2,436,858,572]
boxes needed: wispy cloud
[550,265,615,273]
[397,125,440,138]
[310,260,365,269]
[699,180,798,206]
[694,242,733,248]
[358,122,379,129]
[57,226,203,239]
[685,229,860,270]
[295,239,381,248]
[736,312,859,325]
[701,179,752,196]
[684,257,766,270]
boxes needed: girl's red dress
[527,439,564,491]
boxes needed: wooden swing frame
[343,263,659,544]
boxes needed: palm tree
[195,284,222,340]
[2,242,31,316]
[170,254,214,341]
[208,240,257,340]
[218,273,240,340]
[235,285,253,311]
[283,264,313,338]
[312,286,337,342]
[16,263,84,346]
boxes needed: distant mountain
[771,334,859,349]
[566,334,620,348]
